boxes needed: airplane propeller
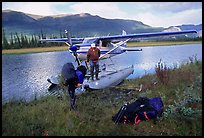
[64,30,80,52]
[64,30,78,50]
[65,30,72,46]
[65,30,81,66]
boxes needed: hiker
[61,63,87,110]
[86,43,101,80]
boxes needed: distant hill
[175,24,202,32]
[2,10,162,37]
[165,25,202,37]
[197,30,202,37]
[2,10,202,38]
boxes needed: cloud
[128,2,202,27]
[133,2,202,13]
[69,2,128,19]
[69,2,202,27]
[167,8,202,26]
[135,8,202,27]
[2,2,65,16]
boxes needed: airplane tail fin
[122,30,127,36]
[122,30,127,47]
[65,30,72,46]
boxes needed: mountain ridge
[2,9,202,37]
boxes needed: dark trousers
[68,84,77,110]
[90,60,99,79]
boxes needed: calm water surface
[2,44,202,104]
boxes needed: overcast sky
[2,2,202,28]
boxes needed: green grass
[127,40,202,47]
[2,58,202,136]
[2,46,68,55]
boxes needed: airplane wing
[98,30,197,41]
[39,30,196,44]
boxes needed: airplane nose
[69,45,78,51]
[69,45,80,51]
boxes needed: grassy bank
[127,40,201,47]
[2,57,202,136]
[2,41,202,55]
[2,46,68,55]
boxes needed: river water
[2,44,202,104]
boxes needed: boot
[91,75,94,81]
[96,73,100,80]
[70,96,77,110]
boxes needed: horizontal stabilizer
[121,48,142,51]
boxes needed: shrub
[155,59,170,85]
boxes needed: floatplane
[40,29,197,91]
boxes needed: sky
[2,2,202,28]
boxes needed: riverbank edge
[2,59,202,136]
[2,41,202,55]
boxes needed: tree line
[2,29,66,50]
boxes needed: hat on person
[91,43,96,47]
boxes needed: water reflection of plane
[40,30,197,90]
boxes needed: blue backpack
[112,97,164,124]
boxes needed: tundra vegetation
[2,56,202,136]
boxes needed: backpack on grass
[112,97,164,124]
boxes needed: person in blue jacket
[61,63,87,110]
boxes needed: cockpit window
[82,37,98,44]
[81,38,112,48]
